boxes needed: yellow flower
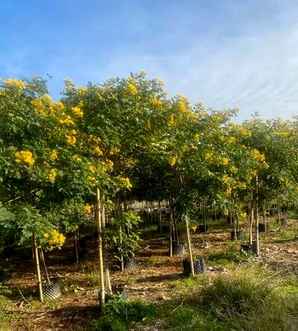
[4,79,26,89]
[104,159,114,171]
[84,203,92,215]
[47,168,58,183]
[151,97,162,108]
[15,150,35,166]
[31,98,45,114]
[177,96,188,113]
[126,82,138,95]
[88,164,96,173]
[222,175,230,184]
[46,229,65,247]
[169,155,177,167]
[250,149,265,162]
[120,177,132,190]
[66,134,76,145]
[72,106,84,118]
[59,115,74,126]
[87,176,96,185]
[50,150,58,161]
[93,146,103,156]
[222,157,229,166]
[54,101,65,111]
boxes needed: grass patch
[139,266,298,331]
[207,249,249,268]
[90,294,156,330]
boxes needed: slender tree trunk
[249,199,254,246]
[263,207,267,235]
[255,176,260,256]
[74,229,79,265]
[101,198,112,295]
[158,201,162,233]
[96,188,105,306]
[120,202,125,271]
[204,202,208,232]
[119,225,125,272]
[185,215,195,276]
[169,219,173,257]
[33,233,43,302]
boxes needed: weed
[90,294,156,330]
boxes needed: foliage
[90,294,156,330]
[107,211,142,264]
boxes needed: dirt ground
[1,220,297,330]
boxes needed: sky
[1,0,298,120]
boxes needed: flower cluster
[47,168,58,183]
[4,79,26,89]
[44,229,65,248]
[119,177,132,190]
[126,82,138,96]
[169,155,177,167]
[15,150,35,167]
[59,115,74,126]
[71,106,84,118]
[177,96,188,113]
[93,146,103,156]
[84,203,92,215]
[49,149,58,161]
[250,149,266,163]
[151,97,162,108]
[66,131,77,145]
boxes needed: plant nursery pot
[183,256,206,276]
[240,243,253,253]
[197,224,208,233]
[258,223,266,233]
[124,257,137,270]
[42,281,62,300]
[172,242,186,256]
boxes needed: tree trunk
[33,233,43,302]
[255,176,260,256]
[119,225,125,272]
[185,215,195,277]
[263,208,267,235]
[169,221,173,257]
[249,202,254,246]
[74,229,79,265]
[96,188,105,306]
[101,197,112,295]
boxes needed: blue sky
[1,0,298,120]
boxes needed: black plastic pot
[172,242,186,256]
[183,256,206,276]
[197,224,208,233]
[258,223,266,233]
[124,257,137,270]
[240,241,257,254]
